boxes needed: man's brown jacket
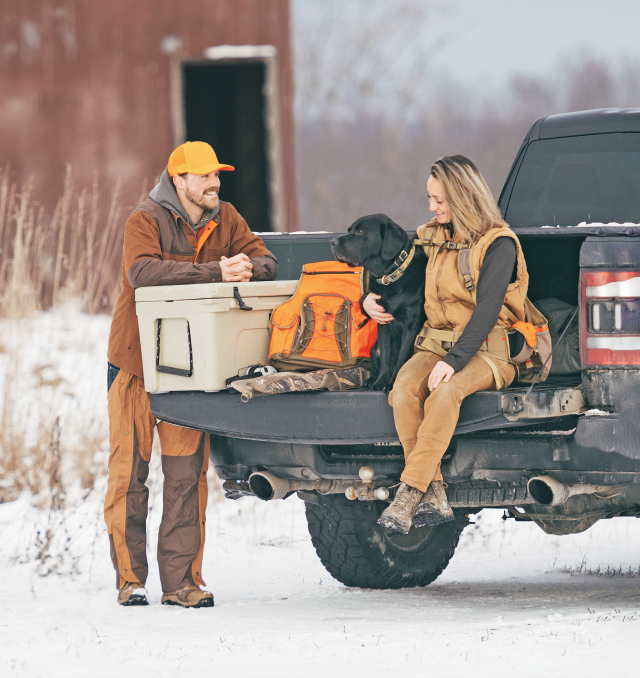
[108,197,277,377]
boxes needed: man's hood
[149,169,219,230]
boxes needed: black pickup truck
[151,108,640,589]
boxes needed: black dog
[331,214,427,391]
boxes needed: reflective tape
[586,336,640,350]
[586,276,640,298]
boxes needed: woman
[363,155,529,534]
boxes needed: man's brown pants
[389,351,515,493]
[105,369,209,593]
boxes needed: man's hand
[428,360,454,392]
[362,293,394,324]
[220,254,253,282]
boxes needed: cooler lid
[135,280,298,302]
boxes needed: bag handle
[156,319,193,378]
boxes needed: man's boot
[413,481,455,528]
[161,585,214,608]
[377,482,424,534]
[117,583,149,606]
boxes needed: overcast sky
[293,0,640,116]
[431,0,640,92]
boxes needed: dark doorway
[183,61,272,232]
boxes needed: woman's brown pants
[389,351,515,493]
[105,369,209,593]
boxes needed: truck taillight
[581,270,640,366]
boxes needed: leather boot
[161,585,214,608]
[117,583,148,606]
[377,482,424,534]
[413,481,455,528]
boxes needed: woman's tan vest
[413,220,551,387]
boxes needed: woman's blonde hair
[430,155,508,244]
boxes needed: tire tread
[305,494,466,589]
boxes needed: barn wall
[0,0,297,230]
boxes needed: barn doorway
[175,46,285,232]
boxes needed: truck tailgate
[150,382,584,444]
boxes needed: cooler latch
[233,287,253,311]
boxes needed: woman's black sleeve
[441,237,516,372]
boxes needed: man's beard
[184,184,219,212]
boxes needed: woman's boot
[413,481,454,528]
[377,482,424,534]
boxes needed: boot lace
[393,484,421,512]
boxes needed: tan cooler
[135,280,297,393]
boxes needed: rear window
[504,133,640,227]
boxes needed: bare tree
[564,57,615,112]
[294,27,640,232]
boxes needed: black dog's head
[330,214,409,278]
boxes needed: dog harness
[375,244,417,285]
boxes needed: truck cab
[150,108,640,589]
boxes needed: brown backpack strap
[499,304,520,325]
[457,246,476,293]
[415,224,474,272]
[413,223,439,250]
[361,268,370,295]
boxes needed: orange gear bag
[268,261,378,372]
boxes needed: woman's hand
[362,293,394,324]
[428,360,454,391]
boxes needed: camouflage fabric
[230,367,368,402]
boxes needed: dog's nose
[330,238,339,248]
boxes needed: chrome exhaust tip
[527,475,611,506]
[248,471,316,501]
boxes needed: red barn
[0,0,297,232]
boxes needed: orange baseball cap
[167,141,234,177]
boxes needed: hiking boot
[413,481,455,528]
[117,583,149,606]
[377,482,424,534]
[161,585,214,608]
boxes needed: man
[105,141,278,608]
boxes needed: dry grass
[0,356,107,505]
[0,165,126,509]
[0,164,128,318]
[0,321,114,573]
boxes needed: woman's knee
[502,362,517,388]
[390,352,438,403]
[390,373,426,408]
[423,381,459,410]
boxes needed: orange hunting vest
[268,261,377,372]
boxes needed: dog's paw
[368,378,388,391]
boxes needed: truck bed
[150,378,583,445]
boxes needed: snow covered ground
[1,307,639,677]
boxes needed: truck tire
[304,493,467,589]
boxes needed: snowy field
[1,307,639,677]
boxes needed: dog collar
[376,244,416,285]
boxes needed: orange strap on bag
[268,261,377,372]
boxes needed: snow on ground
[1,307,639,677]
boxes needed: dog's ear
[380,219,407,261]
